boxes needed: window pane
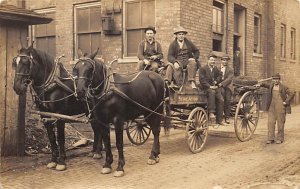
[141,0,155,27]
[126,1,140,28]
[36,24,47,37]
[90,6,101,32]
[78,33,91,55]
[36,37,47,51]
[77,8,90,33]
[91,33,101,54]
[46,12,56,36]
[48,37,56,57]
[127,30,142,56]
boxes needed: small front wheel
[125,119,151,145]
[186,107,208,153]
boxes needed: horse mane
[32,48,55,71]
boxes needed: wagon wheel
[126,119,151,145]
[186,107,208,153]
[234,91,259,142]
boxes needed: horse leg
[56,121,66,171]
[100,124,113,174]
[146,114,162,165]
[114,119,125,177]
[89,122,102,159]
[45,122,59,169]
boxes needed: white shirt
[221,66,226,80]
[177,40,184,49]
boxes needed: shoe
[275,140,283,144]
[216,121,225,125]
[225,118,230,124]
[190,81,197,89]
[266,140,274,144]
[209,113,216,119]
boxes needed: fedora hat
[272,73,281,79]
[144,26,156,34]
[221,54,230,60]
[173,26,188,35]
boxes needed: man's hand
[210,85,218,90]
[283,102,288,106]
[174,62,180,70]
[218,83,223,88]
[144,59,150,65]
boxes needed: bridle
[13,54,35,86]
[74,58,96,85]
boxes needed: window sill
[279,58,286,62]
[118,57,139,64]
[290,59,296,63]
[252,53,263,58]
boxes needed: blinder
[73,58,96,84]
[13,54,35,86]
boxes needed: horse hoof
[101,167,112,174]
[46,162,57,169]
[155,157,160,163]
[114,171,125,177]
[147,159,157,165]
[55,164,66,171]
[93,153,102,159]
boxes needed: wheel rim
[186,107,208,153]
[126,120,151,145]
[234,91,259,141]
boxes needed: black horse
[73,50,166,177]
[12,44,102,171]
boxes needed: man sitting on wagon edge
[136,26,163,73]
[199,54,225,125]
[164,26,200,89]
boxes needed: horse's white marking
[82,62,85,65]
[16,56,21,65]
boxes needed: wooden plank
[0,23,7,167]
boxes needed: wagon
[125,71,263,153]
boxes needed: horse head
[12,43,37,95]
[12,43,55,95]
[73,48,106,99]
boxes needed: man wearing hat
[259,73,295,144]
[218,54,234,124]
[165,26,200,89]
[199,54,224,124]
[137,26,163,72]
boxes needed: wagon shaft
[29,110,89,124]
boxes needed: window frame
[280,24,286,59]
[32,8,56,57]
[123,0,156,58]
[290,27,296,60]
[74,1,102,60]
[253,14,261,54]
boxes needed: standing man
[137,26,163,72]
[199,54,224,124]
[259,73,295,144]
[165,26,200,89]
[218,54,234,124]
[233,47,241,76]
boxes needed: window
[253,14,261,54]
[291,28,296,60]
[212,1,224,51]
[280,24,286,58]
[74,2,101,59]
[124,0,155,57]
[33,9,56,57]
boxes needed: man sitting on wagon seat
[199,54,224,125]
[136,26,163,73]
[164,26,200,89]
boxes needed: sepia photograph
[0,0,300,188]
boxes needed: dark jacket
[167,38,200,64]
[220,66,234,92]
[199,65,222,89]
[137,39,163,60]
[261,82,295,114]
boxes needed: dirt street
[1,106,300,189]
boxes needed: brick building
[20,0,300,103]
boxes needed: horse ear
[88,48,99,60]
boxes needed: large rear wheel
[186,107,208,153]
[234,91,259,141]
